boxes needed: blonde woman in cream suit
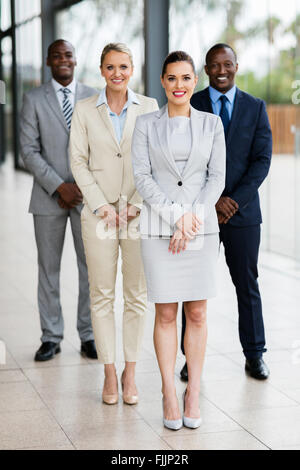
[70,43,158,405]
[132,51,225,430]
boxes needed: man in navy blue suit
[181,43,272,380]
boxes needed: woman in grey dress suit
[132,51,226,430]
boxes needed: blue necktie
[219,95,230,136]
[60,88,73,129]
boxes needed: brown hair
[162,51,196,76]
[100,43,133,67]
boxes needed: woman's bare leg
[183,300,207,418]
[154,302,181,420]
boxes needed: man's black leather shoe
[245,358,270,380]
[180,362,188,381]
[81,340,98,359]
[34,342,61,362]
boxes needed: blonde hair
[100,43,133,67]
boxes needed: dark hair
[162,51,196,77]
[47,39,75,57]
[205,43,237,65]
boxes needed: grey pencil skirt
[140,233,219,303]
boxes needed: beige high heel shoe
[102,392,119,405]
[121,371,139,405]
[102,376,119,405]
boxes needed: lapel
[199,87,214,113]
[97,103,120,150]
[155,105,181,178]
[120,103,138,147]
[44,81,69,133]
[181,107,203,178]
[226,87,244,146]
[74,82,85,103]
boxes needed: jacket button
[116,153,122,158]
[178,181,183,186]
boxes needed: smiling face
[161,61,198,107]
[205,47,238,93]
[47,41,77,85]
[100,50,133,92]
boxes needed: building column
[144,0,169,107]
[41,0,56,83]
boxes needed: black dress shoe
[81,340,98,359]
[180,362,188,381]
[245,358,270,380]
[34,342,61,362]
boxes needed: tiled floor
[1,157,300,450]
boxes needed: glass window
[16,17,42,110]
[170,0,271,93]
[1,36,13,154]
[56,0,144,93]
[1,0,11,31]
[170,0,300,260]
[264,0,298,257]
[15,0,41,24]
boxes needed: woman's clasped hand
[168,212,202,254]
[97,203,140,228]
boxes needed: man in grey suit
[20,39,98,361]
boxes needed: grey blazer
[131,104,226,237]
[20,81,97,215]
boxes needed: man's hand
[57,183,83,207]
[217,211,231,224]
[118,204,140,228]
[58,197,72,209]
[168,229,189,254]
[216,197,239,224]
[176,212,202,240]
[97,204,119,227]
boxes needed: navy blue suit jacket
[191,87,272,226]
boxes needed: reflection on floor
[1,158,300,450]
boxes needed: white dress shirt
[52,78,76,110]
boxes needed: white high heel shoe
[162,397,183,431]
[183,390,202,429]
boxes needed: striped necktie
[219,94,230,136]
[60,88,73,129]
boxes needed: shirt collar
[52,78,76,94]
[96,86,140,110]
[209,85,236,104]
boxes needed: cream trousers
[80,203,147,364]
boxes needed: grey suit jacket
[20,81,97,215]
[132,105,226,237]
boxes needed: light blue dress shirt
[96,86,140,143]
[209,85,236,120]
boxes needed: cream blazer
[69,92,158,212]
